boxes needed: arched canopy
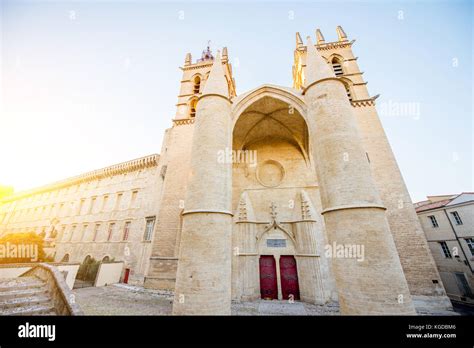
[232,85,310,164]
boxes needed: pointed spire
[185,53,192,66]
[336,25,348,42]
[316,29,325,44]
[222,47,228,61]
[305,36,335,85]
[296,32,303,48]
[202,51,229,98]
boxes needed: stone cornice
[351,95,380,107]
[180,62,214,71]
[297,39,355,52]
[172,118,195,126]
[1,154,160,203]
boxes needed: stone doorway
[259,255,278,300]
[279,255,300,300]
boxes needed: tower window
[345,85,353,102]
[190,98,197,118]
[193,76,201,94]
[332,58,344,76]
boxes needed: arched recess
[60,253,70,262]
[338,76,354,101]
[232,85,311,166]
[192,74,202,94]
[188,97,198,118]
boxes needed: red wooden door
[123,268,130,284]
[279,256,300,300]
[259,256,278,300]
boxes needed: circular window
[256,160,285,187]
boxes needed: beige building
[415,193,474,304]
[0,26,454,315]
[0,154,162,285]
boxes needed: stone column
[303,37,415,314]
[172,53,233,315]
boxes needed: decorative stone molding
[350,95,380,108]
[297,39,355,52]
[256,160,285,188]
[172,118,195,126]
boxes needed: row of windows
[1,190,140,224]
[439,238,474,258]
[0,171,147,213]
[59,217,155,243]
[428,211,464,228]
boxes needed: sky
[0,0,472,202]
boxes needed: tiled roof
[415,199,452,213]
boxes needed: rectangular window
[465,238,474,256]
[428,215,439,228]
[89,197,97,214]
[78,199,85,215]
[69,225,76,242]
[450,211,463,225]
[81,224,88,241]
[439,241,452,258]
[130,190,138,208]
[123,221,131,241]
[144,217,155,241]
[59,226,66,241]
[93,224,101,242]
[102,195,109,212]
[115,193,123,210]
[107,223,115,241]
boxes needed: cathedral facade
[0,26,452,315]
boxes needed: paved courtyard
[73,284,173,315]
[74,284,467,315]
[73,283,340,315]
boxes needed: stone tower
[144,45,236,291]
[292,27,449,309]
[303,36,415,314]
[172,53,233,314]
